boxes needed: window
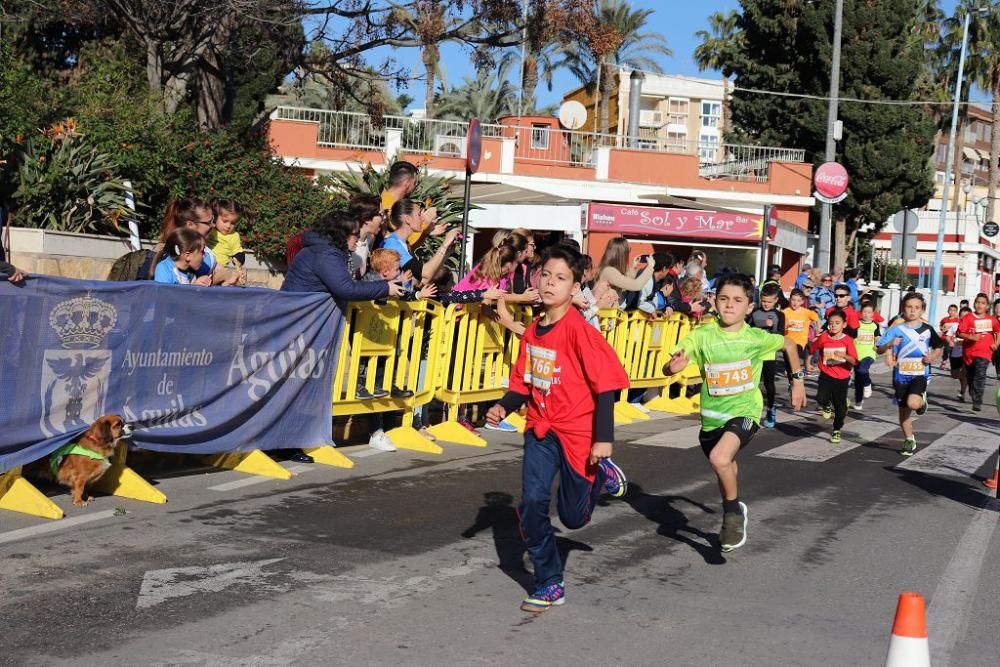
[698,134,719,161]
[668,98,689,125]
[935,144,947,163]
[666,131,687,152]
[701,101,722,128]
[530,123,550,150]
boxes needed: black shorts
[949,356,964,372]
[698,417,760,458]
[893,376,928,402]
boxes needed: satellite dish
[558,101,587,130]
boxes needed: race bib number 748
[705,359,754,396]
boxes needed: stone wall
[6,227,286,289]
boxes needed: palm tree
[964,2,1000,226]
[940,6,979,211]
[560,0,672,135]
[393,1,449,119]
[693,10,742,137]
[436,61,518,123]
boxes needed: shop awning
[466,182,575,205]
[962,146,980,161]
[978,149,991,161]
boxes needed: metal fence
[273,106,805,177]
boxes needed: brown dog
[49,416,132,506]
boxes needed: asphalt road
[2,367,999,667]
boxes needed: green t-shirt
[673,321,785,431]
[855,321,880,361]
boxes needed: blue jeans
[519,430,604,589]
[854,357,873,403]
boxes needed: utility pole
[817,0,844,273]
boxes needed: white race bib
[823,346,847,365]
[974,318,993,334]
[705,359,754,397]
[857,331,875,346]
[898,358,925,376]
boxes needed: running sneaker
[457,417,481,435]
[762,407,776,428]
[957,391,965,402]
[822,405,833,420]
[863,385,872,399]
[831,430,842,444]
[520,582,565,613]
[598,458,628,498]
[484,418,518,433]
[854,401,864,410]
[901,437,917,457]
[720,502,748,553]
[916,393,928,415]
[972,403,982,412]
[368,430,397,452]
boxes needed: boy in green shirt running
[664,274,806,552]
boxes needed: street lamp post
[930,9,975,323]
[817,0,844,273]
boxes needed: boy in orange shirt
[783,288,819,376]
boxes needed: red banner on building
[586,202,771,242]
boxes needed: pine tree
[699,0,937,265]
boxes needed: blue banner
[0,276,340,472]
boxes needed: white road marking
[895,421,999,481]
[928,505,999,666]
[136,558,286,609]
[758,415,901,462]
[0,510,116,545]
[348,449,381,458]
[630,411,806,449]
[207,464,312,492]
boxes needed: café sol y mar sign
[586,203,775,242]
[814,161,849,204]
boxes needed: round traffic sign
[983,221,999,238]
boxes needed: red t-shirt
[957,312,1000,364]
[810,332,857,380]
[510,307,630,481]
[939,316,961,342]
[827,305,883,330]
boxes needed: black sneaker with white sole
[720,502,748,552]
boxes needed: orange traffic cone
[884,592,929,667]
[984,445,999,492]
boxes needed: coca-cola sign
[814,161,849,203]
[586,203,775,242]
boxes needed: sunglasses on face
[836,294,850,298]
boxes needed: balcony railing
[273,106,806,180]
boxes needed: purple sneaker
[520,581,565,613]
[598,458,628,498]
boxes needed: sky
[337,0,980,113]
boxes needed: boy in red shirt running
[810,309,857,443]
[957,293,1000,412]
[487,245,630,613]
[939,304,960,370]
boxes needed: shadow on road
[461,491,593,593]
[623,483,725,565]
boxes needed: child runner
[956,293,1000,412]
[853,303,881,410]
[664,274,806,553]
[876,293,944,455]
[486,244,630,613]
[810,309,857,443]
[749,283,785,428]
[950,306,971,401]
[939,304,960,371]
[993,300,1000,379]
[783,288,819,376]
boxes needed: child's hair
[959,306,972,316]
[470,243,518,283]
[211,197,240,218]
[974,292,989,304]
[759,283,782,299]
[540,244,586,283]
[947,303,958,311]
[511,226,534,241]
[557,237,582,252]
[827,307,847,322]
[789,288,806,301]
[714,273,754,300]
[369,248,400,274]
[389,199,420,230]
[430,264,456,292]
[597,237,630,277]
[902,292,925,308]
[348,193,382,224]
[860,302,875,311]
[505,232,529,256]
[680,277,703,301]
[153,227,204,267]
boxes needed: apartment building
[931,103,995,216]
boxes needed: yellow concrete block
[644,395,697,415]
[0,467,64,520]
[303,446,355,469]
[385,426,444,454]
[426,420,488,447]
[616,401,650,421]
[503,412,526,433]
[613,404,635,424]
[91,464,167,504]
[202,450,292,480]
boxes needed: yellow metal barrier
[332,299,445,455]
